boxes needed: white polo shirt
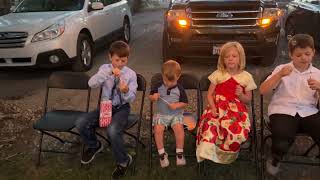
[267,62,320,117]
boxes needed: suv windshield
[14,0,85,12]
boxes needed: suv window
[14,0,85,12]
[90,0,118,6]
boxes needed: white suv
[0,0,132,71]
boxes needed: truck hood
[0,11,77,34]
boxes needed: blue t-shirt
[150,80,188,115]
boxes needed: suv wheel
[72,34,93,72]
[260,47,277,67]
[285,17,296,40]
[121,19,130,43]
[162,30,180,63]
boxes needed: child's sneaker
[176,152,186,166]
[159,152,169,168]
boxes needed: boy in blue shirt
[76,41,137,179]
[149,60,188,167]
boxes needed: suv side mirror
[89,2,104,12]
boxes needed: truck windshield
[13,0,85,12]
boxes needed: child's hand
[149,93,160,101]
[235,85,244,97]
[307,78,320,91]
[119,79,129,93]
[210,106,218,117]
[112,68,121,77]
[168,103,179,110]
[279,65,293,77]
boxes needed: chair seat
[126,113,139,129]
[33,110,86,132]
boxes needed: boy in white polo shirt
[260,34,320,176]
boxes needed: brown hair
[162,60,181,81]
[288,34,314,54]
[109,40,130,57]
[217,41,246,72]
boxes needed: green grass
[0,133,259,180]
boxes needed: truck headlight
[167,9,190,28]
[31,21,65,42]
[258,8,281,27]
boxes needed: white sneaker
[266,158,280,176]
[176,152,186,166]
[159,153,169,168]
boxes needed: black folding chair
[149,73,200,168]
[259,72,320,180]
[198,73,259,178]
[33,71,91,166]
[90,73,146,174]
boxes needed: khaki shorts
[152,113,184,127]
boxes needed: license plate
[212,45,221,55]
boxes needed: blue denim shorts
[152,113,184,127]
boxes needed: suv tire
[285,16,296,40]
[162,30,180,63]
[121,18,130,43]
[260,47,277,67]
[72,33,93,72]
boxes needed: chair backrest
[150,73,200,122]
[44,71,91,113]
[47,71,90,89]
[260,72,272,131]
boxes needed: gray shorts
[152,113,184,127]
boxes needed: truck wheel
[72,34,93,72]
[260,48,277,67]
[285,17,296,40]
[121,18,130,43]
[162,30,180,63]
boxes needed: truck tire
[162,30,180,63]
[121,18,130,43]
[285,17,297,40]
[72,34,93,72]
[260,47,277,67]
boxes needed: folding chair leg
[96,132,111,146]
[303,142,317,156]
[42,131,65,144]
[131,139,139,175]
[36,132,44,167]
[149,132,153,169]
[124,132,146,148]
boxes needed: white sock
[176,148,183,154]
[158,148,165,155]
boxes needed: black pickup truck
[285,0,320,48]
[163,0,282,66]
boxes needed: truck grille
[0,32,28,48]
[189,1,261,28]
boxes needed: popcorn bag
[99,100,112,127]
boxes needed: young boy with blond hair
[149,60,188,167]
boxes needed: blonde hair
[217,41,246,72]
[162,60,181,81]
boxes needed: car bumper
[0,36,75,67]
[167,25,280,59]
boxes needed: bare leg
[172,123,185,150]
[154,124,165,150]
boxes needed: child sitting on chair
[260,34,320,176]
[149,60,188,168]
[196,41,257,164]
